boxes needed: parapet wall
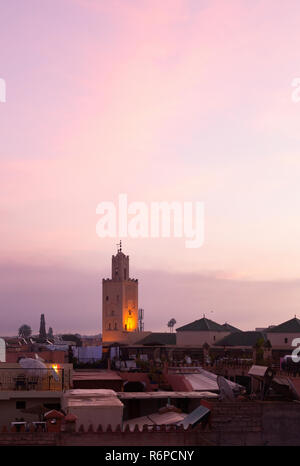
[205,400,300,446]
[1,401,300,446]
[0,425,211,446]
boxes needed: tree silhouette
[254,337,265,364]
[18,324,32,339]
[167,318,177,333]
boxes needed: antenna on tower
[116,240,122,253]
[138,309,144,332]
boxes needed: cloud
[1,0,300,331]
[1,259,299,336]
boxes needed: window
[124,268,126,279]
[111,310,115,316]
[108,323,111,330]
[284,338,288,344]
[16,401,26,410]
[106,296,109,301]
[116,295,119,302]
[114,323,117,330]
[44,403,61,411]
[213,335,216,341]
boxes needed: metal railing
[210,359,253,368]
[0,368,66,391]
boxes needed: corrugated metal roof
[184,370,241,392]
[180,405,210,429]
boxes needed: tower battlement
[102,278,138,283]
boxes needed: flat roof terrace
[73,370,123,381]
[117,391,218,399]
[72,371,124,390]
[63,389,124,407]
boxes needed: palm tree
[167,318,177,333]
[254,337,265,365]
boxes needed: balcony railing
[0,368,68,391]
[210,359,253,368]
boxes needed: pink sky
[1,0,300,335]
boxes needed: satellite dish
[19,357,47,376]
[217,375,235,401]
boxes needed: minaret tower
[102,242,139,344]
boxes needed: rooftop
[215,331,267,347]
[176,317,228,332]
[63,389,124,407]
[135,333,176,346]
[65,397,123,407]
[65,388,118,397]
[222,323,242,333]
[183,370,243,393]
[117,391,218,399]
[73,370,122,381]
[266,317,300,333]
[0,391,62,400]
